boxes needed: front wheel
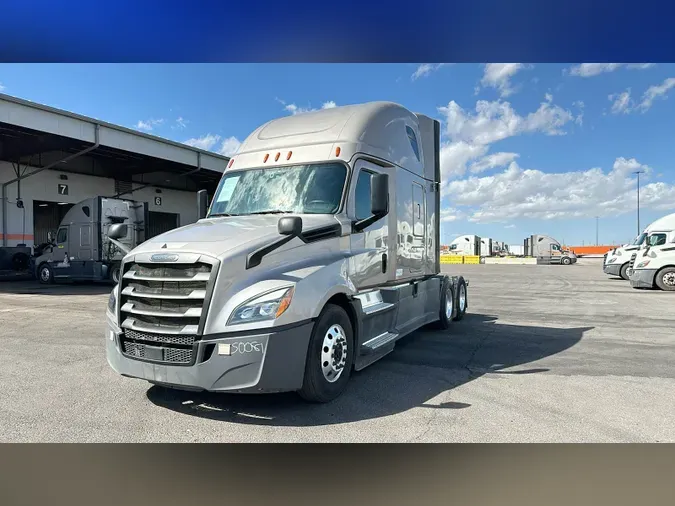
[561,256,571,265]
[620,263,630,280]
[110,265,121,284]
[655,267,675,291]
[38,263,54,284]
[298,304,354,403]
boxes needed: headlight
[636,260,650,268]
[228,286,294,325]
[108,287,117,314]
[608,257,617,263]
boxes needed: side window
[57,227,68,244]
[551,244,561,251]
[406,126,421,162]
[354,170,373,220]
[82,206,91,218]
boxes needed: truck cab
[625,212,675,283]
[105,101,470,403]
[603,232,647,280]
[525,234,577,265]
[629,224,675,290]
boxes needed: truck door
[52,225,73,278]
[349,164,389,290]
[550,243,562,263]
[411,182,426,272]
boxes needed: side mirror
[278,216,303,237]
[47,231,53,243]
[370,173,389,216]
[108,223,128,240]
[197,189,209,220]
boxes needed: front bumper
[106,320,314,393]
[603,263,621,276]
[629,268,656,289]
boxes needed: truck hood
[130,214,341,259]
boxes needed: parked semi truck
[627,213,675,290]
[603,231,648,280]
[480,238,492,257]
[34,196,148,284]
[524,234,577,265]
[448,234,481,255]
[104,101,470,403]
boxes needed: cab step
[360,331,399,355]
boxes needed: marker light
[264,154,269,163]
[335,147,341,157]
[275,152,280,161]
[228,159,234,168]
[287,151,292,160]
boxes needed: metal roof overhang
[0,92,229,190]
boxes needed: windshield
[208,163,348,217]
[647,233,667,247]
[633,233,647,245]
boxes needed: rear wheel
[38,263,54,284]
[431,276,455,330]
[655,267,675,291]
[620,263,630,280]
[298,304,354,403]
[453,277,467,321]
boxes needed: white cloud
[218,136,241,157]
[609,89,633,114]
[504,224,516,229]
[607,78,675,114]
[469,152,519,174]
[440,208,464,222]
[443,157,674,223]
[436,95,575,183]
[0,82,5,92]
[567,63,655,77]
[135,118,165,131]
[277,98,338,115]
[183,133,221,151]
[480,63,531,97]
[411,63,450,81]
[638,77,675,112]
[182,133,240,157]
[174,117,188,129]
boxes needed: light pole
[595,216,599,246]
[633,170,644,236]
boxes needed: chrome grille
[117,255,217,366]
[628,252,638,269]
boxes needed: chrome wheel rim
[321,324,347,383]
[458,285,466,312]
[445,286,453,319]
[112,268,121,283]
[40,267,50,282]
[663,272,675,287]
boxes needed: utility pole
[633,170,644,236]
[595,216,599,246]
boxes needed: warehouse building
[0,93,228,259]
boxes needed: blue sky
[1,63,674,246]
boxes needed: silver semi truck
[105,101,470,403]
[524,234,577,265]
[34,196,148,284]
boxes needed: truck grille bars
[117,254,219,366]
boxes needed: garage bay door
[147,211,179,239]
[33,201,75,245]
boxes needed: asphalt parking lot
[1,259,673,442]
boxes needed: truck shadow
[0,280,113,296]
[146,313,591,426]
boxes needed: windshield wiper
[208,213,238,217]
[246,210,295,215]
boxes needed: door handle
[382,253,387,273]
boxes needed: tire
[655,267,675,291]
[298,304,354,403]
[620,263,630,281]
[38,263,54,284]
[453,277,468,321]
[111,265,121,284]
[431,276,455,330]
[561,256,571,265]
